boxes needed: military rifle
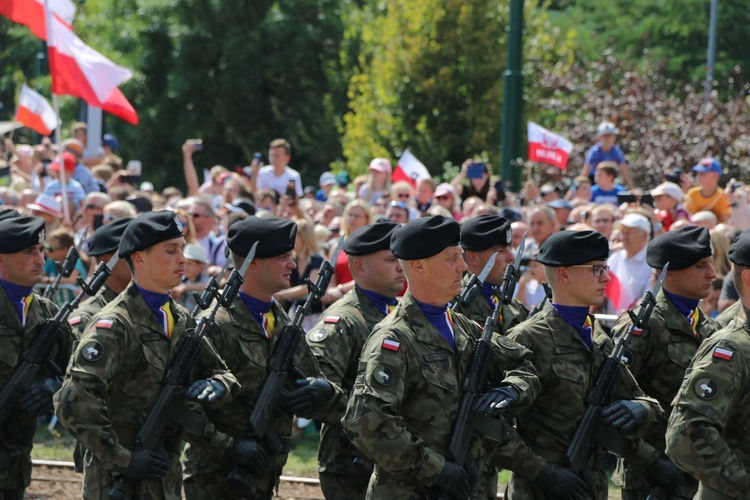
[42,246,79,299]
[450,251,498,311]
[190,249,231,316]
[0,252,120,425]
[528,281,552,317]
[227,238,344,493]
[566,264,669,480]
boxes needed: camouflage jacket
[68,284,119,337]
[0,286,72,489]
[306,286,387,475]
[666,309,750,498]
[503,302,663,497]
[715,300,744,330]
[54,281,238,500]
[343,292,539,496]
[453,275,529,335]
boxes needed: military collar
[353,285,390,320]
[541,302,592,351]
[0,281,24,332]
[126,281,185,333]
[658,288,703,339]
[397,292,468,353]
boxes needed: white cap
[615,213,651,234]
[597,121,619,136]
[26,194,63,218]
[183,243,209,264]
[651,182,684,201]
[140,181,155,192]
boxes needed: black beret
[647,226,712,270]
[88,218,132,256]
[118,211,184,258]
[391,215,460,260]
[461,215,511,251]
[729,229,750,267]
[344,221,399,256]
[0,208,20,221]
[0,216,46,253]
[227,216,297,259]
[538,230,609,266]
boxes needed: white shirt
[256,166,303,197]
[606,244,651,314]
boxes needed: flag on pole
[0,0,75,39]
[527,121,574,170]
[14,84,58,136]
[392,149,431,186]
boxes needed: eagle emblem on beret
[38,228,46,244]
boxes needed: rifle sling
[468,413,508,442]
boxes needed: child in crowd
[590,162,626,204]
[581,120,635,189]
[684,158,731,223]
[651,181,689,231]
[171,243,211,312]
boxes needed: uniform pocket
[666,341,694,369]
[0,332,19,369]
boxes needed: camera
[187,139,203,152]
[617,192,654,206]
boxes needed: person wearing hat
[60,138,100,194]
[55,211,239,499]
[27,193,63,232]
[43,151,87,207]
[547,198,574,229]
[433,182,462,220]
[181,216,339,500]
[304,221,404,499]
[343,215,540,500]
[170,243,211,325]
[665,228,750,499]
[316,171,337,202]
[607,225,718,499]
[450,158,492,203]
[357,158,393,205]
[652,181,689,231]
[495,230,662,500]
[684,158,731,223]
[605,213,653,314]
[581,120,635,190]
[0,216,74,499]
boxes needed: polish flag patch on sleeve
[68,316,82,325]
[632,327,643,336]
[713,346,734,361]
[323,316,340,324]
[96,319,114,329]
[382,339,400,352]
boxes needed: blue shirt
[0,279,34,324]
[239,291,273,329]
[73,162,101,194]
[585,143,625,178]
[590,184,625,205]
[359,286,397,316]
[479,281,499,309]
[413,298,455,350]
[43,178,87,207]
[553,303,594,349]
[135,283,170,322]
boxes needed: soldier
[666,229,750,499]
[609,225,718,499]
[714,290,744,329]
[306,221,404,499]
[343,215,540,499]
[182,216,339,500]
[54,210,239,499]
[0,215,74,500]
[497,230,663,500]
[67,217,132,337]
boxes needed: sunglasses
[188,212,208,219]
[85,204,102,210]
[435,195,451,201]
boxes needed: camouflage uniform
[715,299,744,330]
[0,287,72,499]
[55,282,238,500]
[182,295,330,500]
[68,285,119,337]
[305,287,386,499]
[503,302,663,500]
[666,309,750,499]
[343,292,540,500]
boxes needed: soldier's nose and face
[423,245,467,304]
[146,237,187,291]
[666,257,717,300]
[0,244,46,287]
[487,244,515,285]
[567,260,611,307]
[263,251,297,294]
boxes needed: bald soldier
[609,226,718,499]
[0,215,74,499]
[343,215,540,500]
[666,229,750,499]
[306,221,404,499]
[494,231,663,500]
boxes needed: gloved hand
[601,400,648,433]
[186,379,226,404]
[434,461,470,500]
[226,438,267,476]
[533,463,588,500]
[124,448,171,480]
[646,457,684,495]
[19,378,62,415]
[276,378,334,418]
[471,385,520,416]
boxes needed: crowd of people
[1,120,750,499]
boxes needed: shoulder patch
[382,339,400,352]
[495,335,519,351]
[694,377,718,400]
[713,346,734,361]
[621,349,635,367]
[373,365,394,386]
[68,316,82,326]
[307,330,329,342]
[81,341,104,361]
[95,318,114,330]
[323,316,340,324]
[632,327,643,337]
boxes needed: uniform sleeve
[295,331,345,419]
[487,330,539,410]
[610,314,659,380]
[194,322,240,405]
[665,339,750,496]
[342,329,445,486]
[611,356,664,438]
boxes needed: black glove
[534,463,588,500]
[601,400,648,433]
[646,457,684,495]
[276,378,334,418]
[226,438,267,477]
[434,461,470,500]
[471,385,520,416]
[186,379,226,404]
[124,448,171,480]
[19,378,61,415]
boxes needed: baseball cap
[651,182,684,201]
[692,158,722,174]
[49,152,77,173]
[61,139,84,157]
[368,158,392,174]
[184,243,209,264]
[434,183,457,199]
[319,171,336,186]
[102,134,119,152]
[596,121,619,136]
[27,193,63,218]
[547,199,574,210]
[140,181,155,192]
[614,213,651,234]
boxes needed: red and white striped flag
[527,121,573,170]
[0,0,75,40]
[392,149,431,187]
[14,84,58,136]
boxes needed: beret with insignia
[460,215,512,251]
[88,217,133,256]
[391,215,460,260]
[0,216,46,254]
[118,211,184,258]
[647,225,712,270]
[537,230,609,266]
[0,208,20,222]
[344,221,399,256]
[729,229,750,267]
[227,216,296,259]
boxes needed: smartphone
[93,214,104,230]
[467,162,486,179]
[253,152,262,162]
[286,180,297,206]
[617,192,654,206]
[126,160,142,175]
[187,139,203,152]
[121,174,141,185]
[127,197,151,213]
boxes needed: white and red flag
[14,84,58,135]
[527,121,573,170]
[0,0,75,39]
[392,149,431,186]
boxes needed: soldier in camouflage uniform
[55,211,239,500]
[306,221,403,499]
[715,294,744,329]
[496,230,663,500]
[0,215,74,500]
[182,216,339,500]
[666,229,750,500]
[343,215,540,500]
[609,226,718,499]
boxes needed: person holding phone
[450,157,492,203]
[252,139,303,199]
